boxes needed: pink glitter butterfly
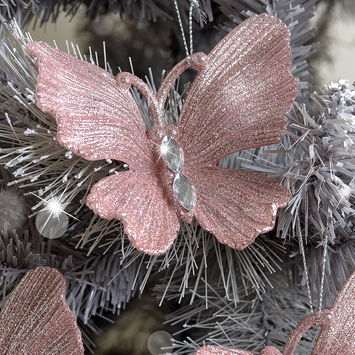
[28,14,297,255]
[0,267,84,354]
[197,272,355,355]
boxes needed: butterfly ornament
[197,272,355,355]
[28,14,297,255]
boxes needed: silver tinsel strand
[280,80,355,297]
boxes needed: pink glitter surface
[28,14,297,255]
[0,267,84,354]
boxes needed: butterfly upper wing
[177,14,295,249]
[312,272,355,355]
[28,42,179,255]
[178,14,297,166]
[28,42,150,169]
[0,266,84,354]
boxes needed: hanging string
[299,234,314,313]
[173,0,199,57]
[300,229,329,323]
[189,1,198,55]
[317,233,329,322]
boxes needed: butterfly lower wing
[190,167,290,250]
[178,14,297,166]
[86,171,180,255]
[312,272,355,355]
[0,266,84,354]
[28,42,150,169]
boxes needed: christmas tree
[0,1,354,354]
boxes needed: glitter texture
[28,14,297,255]
[197,272,355,355]
[0,266,84,354]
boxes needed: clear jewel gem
[160,136,184,173]
[173,173,197,211]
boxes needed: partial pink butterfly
[197,272,355,355]
[0,267,84,354]
[28,14,297,255]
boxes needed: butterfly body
[28,14,297,255]
[143,128,196,223]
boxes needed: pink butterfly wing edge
[196,274,355,355]
[282,272,355,355]
[190,168,291,250]
[178,13,298,165]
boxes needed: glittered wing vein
[27,42,151,170]
[178,14,297,166]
